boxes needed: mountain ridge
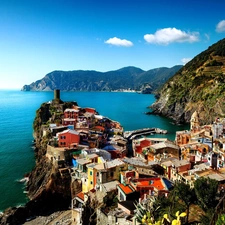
[21,65,182,92]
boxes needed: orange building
[176,131,191,146]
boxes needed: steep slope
[21,66,182,92]
[151,38,225,125]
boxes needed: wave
[16,177,29,184]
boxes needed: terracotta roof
[132,178,165,191]
[90,189,96,193]
[140,140,151,148]
[76,192,84,201]
[118,184,135,194]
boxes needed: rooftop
[76,191,85,201]
[117,184,135,195]
[105,158,125,168]
[131,177,166,191]
[150,142,179,150]
[101,180,120,192]
[122,157,157,167]
[57,129,80,136]
[86,163,96,168]
[76,158,91,165]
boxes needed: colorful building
[57,129,80,148]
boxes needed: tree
[172,182,196,224]
[194,177,218,210]
[194,177,219,224]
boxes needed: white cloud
[105,37,133,47]
[144,28,199,45]
[216,20,225,33]
[181,58,192,65]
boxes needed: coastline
[0,90,189,224]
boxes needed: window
[90,181,93,185]
[61,136,66,139]
[90,171,92,176]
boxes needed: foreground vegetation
[135,177,225,225]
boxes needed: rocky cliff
[21,66,182,92]
[0,99,81,225]
[151,38,225,125]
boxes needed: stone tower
[52,89,63,104]
[54,89,60,100]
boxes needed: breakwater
[123,127,168,140]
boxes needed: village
[39,90,225,225]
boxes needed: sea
[0,90,188,211]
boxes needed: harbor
[123,127,168,140]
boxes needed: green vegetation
[205,60,223,67]
[135,178,223,225]
[152,38,225,125]
[22,66,182,92]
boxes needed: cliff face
[27,100,80,205]
[0,100,81,225]
[151,38,225,125]
[21,66,182,92]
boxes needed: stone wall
[96,209,134,225]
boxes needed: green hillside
[21,66,182,92]
[151,38,225,125]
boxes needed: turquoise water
[0,90,188,211]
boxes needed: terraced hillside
[151,38,225,125]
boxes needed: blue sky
[0,0,225,89]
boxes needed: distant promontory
[21,66,182,93]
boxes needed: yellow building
[86,163,96,191]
